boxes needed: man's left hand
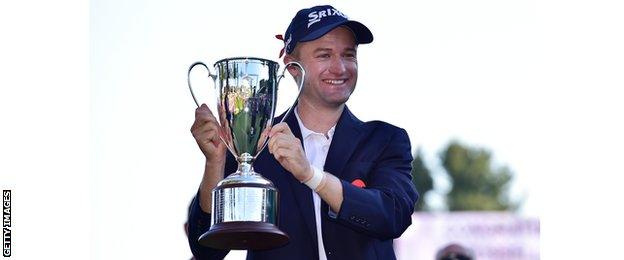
[267,122,312,182]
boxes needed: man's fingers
[195,113,217,123]
[268,133,285,155]
[191,118,220,135]
[198,128,218,139]
[195,104,218,121]
[268,134,278,154]
[269,134,298,157]
[192,115,218,133]
[280,123,294,135]
[191,118,224,150]
[268,133,287,152]
[272,147,293,162]
[195,103,210,113]
[269,122,293,137]
[268,129,299,154]
[199,131,223,150]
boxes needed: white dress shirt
[294,108,335,260]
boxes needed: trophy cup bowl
[187,57,304,250]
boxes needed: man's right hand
[190,104,227,163]
[191,104,228,213]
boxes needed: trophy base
[198,221,289,250]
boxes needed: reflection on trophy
[187,57,305,250]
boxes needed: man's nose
[328,57,347,75]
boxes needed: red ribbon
[275,34,285,58]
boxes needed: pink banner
[395,212,540,259]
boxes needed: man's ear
[283,53,294,64]
[283,54,301,78]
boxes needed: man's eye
[317,53,330,58]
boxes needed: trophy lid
[214,57,279,67]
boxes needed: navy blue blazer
[188,107,418,260]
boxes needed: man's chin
[325,97,350,107]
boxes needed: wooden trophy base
[198,221,289,250]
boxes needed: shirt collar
[294,106,336,140]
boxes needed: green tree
[440,140,516,211]
[411,148,434,211]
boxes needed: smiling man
[188,5,418,260]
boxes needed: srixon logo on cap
[284,34,292,51]
[307,8,348,28]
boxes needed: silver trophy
[187,57,304,250]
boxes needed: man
[187,5,418,260]
[436,243,475,260]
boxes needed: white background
[1,0,623,259]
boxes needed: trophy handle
[187,61,236,155]
[275,61,305,124]
[255,62,305,158]
[187,61,217,108]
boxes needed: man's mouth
[323,79,346,85]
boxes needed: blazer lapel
[324,106,364,178]
[278,111,319,244]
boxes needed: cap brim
[300,20,373,44]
